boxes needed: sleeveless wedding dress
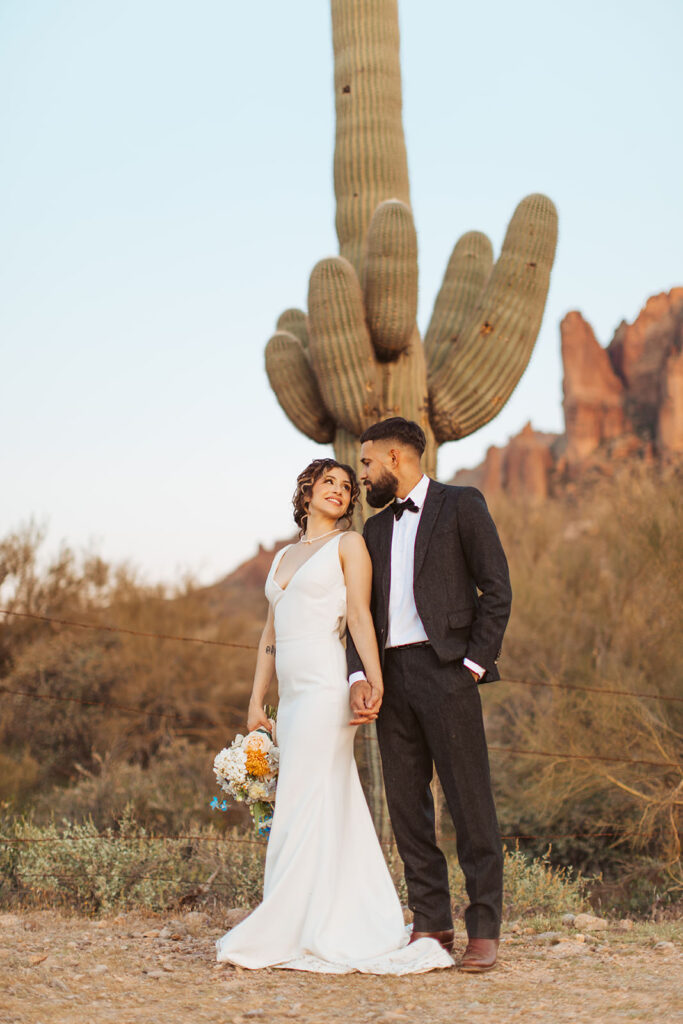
[215,534,452,974]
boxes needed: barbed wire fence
[1,606,681,905]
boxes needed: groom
[346,417,511,972]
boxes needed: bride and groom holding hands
[216,417,512,975]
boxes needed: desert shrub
[0,809,266,914]
[441,844,587,920]
[484,466,683,908]
[0,812,586,918]
[0,523,266,813]
[29,738,249,834]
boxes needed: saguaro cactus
[264,0,558,837]
[266,0,558,492]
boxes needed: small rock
[243,1012,265,1019]
[654,941,675,952]
[510,922,521,934]
[170,933,183,941]
[143,929,161,939]
[182,910,208,924]
[535,932,563,943]
[144,969,164,979]
[617,919,634,931]
[50,978,73,994]
[573,913,608,932]
[223,908,251,929]
[29,954,48,966]
[561,913,576,926]
[159,926,173,939]
[91,964,108,975]
[160,961,174,972]
[549,940,590,957]
[575,934,586,942]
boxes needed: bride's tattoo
[265,644,276,655]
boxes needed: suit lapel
[373,508,394,611]
[414,479,445,579]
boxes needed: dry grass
[486,466,683,911]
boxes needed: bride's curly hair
[292,458,360,534]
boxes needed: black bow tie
[392,497,419,520]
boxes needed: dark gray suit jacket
[346,479,512,683]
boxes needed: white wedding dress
[215,534,452,974]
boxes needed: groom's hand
[349,679,382,725]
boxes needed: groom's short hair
[360,417,426,457]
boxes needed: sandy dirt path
[0,911,681,1024]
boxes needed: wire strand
[2,609,680,708]
[489,745,682,770]
[0,608,258,650]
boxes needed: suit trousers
[376,644,503,938]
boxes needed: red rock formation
[450,445,503,496]
[451,424,557,502]
[449,287,683,496]
[657,344,683,455]
[561,311,625,465]
[502,423,555,500]
[608,288,683,441]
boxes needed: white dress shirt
[350,475,484,684]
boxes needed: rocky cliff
[451,288,683,499]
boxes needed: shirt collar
[400,474,430,510]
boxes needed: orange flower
[245,749,271,779]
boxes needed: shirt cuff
[463,658,485,680]
[348,671,367,688]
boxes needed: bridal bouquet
[211,717,279,836]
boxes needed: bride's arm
[340,532,383,722]
[247,603,277,733]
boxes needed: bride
[216,458,452,974]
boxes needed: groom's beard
[365,468,399,508]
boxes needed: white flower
[244,729,273,755]
[247,781,270,802]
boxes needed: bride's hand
[349,678,383,725]
[247,700,272,734]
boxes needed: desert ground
[0,910,680,1024]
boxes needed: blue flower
[210,797,219,809]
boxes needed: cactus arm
[265,331,335,443]
[332,0,410,276]
[363,199,418,361]
[276,308,309,349]
[307,256,381,436]
[424,231,494,378]
[428,194,558,442]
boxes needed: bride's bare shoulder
[339,530,368,561]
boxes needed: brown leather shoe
[458,937,499,972]
[408,928,455,953]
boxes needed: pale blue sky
[2,0,681,583]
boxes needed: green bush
[0,809,265,914]
[0,813,588,919]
